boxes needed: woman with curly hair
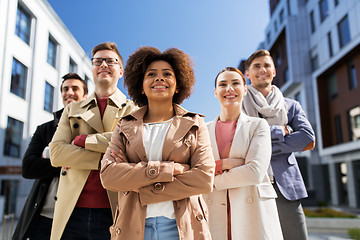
[100,46,215,240]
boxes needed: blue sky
[48,0,269,121]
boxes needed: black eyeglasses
[91,58,119,66]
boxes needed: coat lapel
[228,113,250,159]
[207,118,220,160]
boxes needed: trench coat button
[73,123,79,128]
[54,196,57,201]
[207,199,212,205]
[121,103,126,107]
[154,183,164,191]
[61,170,67,176]
[247,197,253,203]
[115,228,121,235]
[148,168,157,177]
[196,214,204,221]
[34,203,38,208]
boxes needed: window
[10,58,27,99]
[4,117,24,158]
[334,115,343,144]
[311,54,319,72]
[69,58,77,73]
[287,0,291,16]
[274,20,278,33]
[267,31,271,44]
[279,9,285,24]
[327,32,333,57]
[310,11,316,33]
[335,0,339,6]
[338,15,351,48]
[47,35,57,68]
[319,0,329,22]
[348,59,358,90]
[15,5,31,45]
[44,81,54,113]
[84,75,90,84]
[328,72,338,100]
[348,106,360,141]
[295,92,302,105]
[284,68,289,83]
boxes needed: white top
[143,118,175,219]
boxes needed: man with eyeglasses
[49,42,137,240]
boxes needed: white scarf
[242,85,288,125]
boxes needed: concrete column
[329,162,340,206]
[346,161,357,208]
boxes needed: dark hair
[245,49,273,70]
[124,46,195,107]
[61,72,88,95]
[214,67,246,87]
[91,42,123,68]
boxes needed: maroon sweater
[74,97,110,208]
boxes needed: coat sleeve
[100,117,215,206]
[100,121,175,192]
[49,105,101,170]
[271,101,315,156]
[22,123,60,179]
[138,118,215,205]
[214,119,271,190]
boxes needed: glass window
[319,0,329,22]
[274,20,278,33]
[15,5,31,45]
[311,54,319,72]
[47,35,57,68]
[69,58,77,73]
[284,68,289,83]
[348,59,358,90]
[334,115,343,144]
[348,106,360,141]
[310,11,316,33]
[287,0,291,16]
[328,72,338,100]
[267,31,271,44]
[10,58,27,99]
[328,32,333,57]
[338,15,351,48]
[44,81,54,113]
[4,117,24,158]
[84,75,90,84]
[279,9,285,23]
[335,0,339,6]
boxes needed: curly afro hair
[124,46,195,107]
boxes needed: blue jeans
[28,215,52,240]
[61,207,112,240]
[144,216,179,240]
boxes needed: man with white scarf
[243,49,315,240]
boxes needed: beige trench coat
[203,114,283,240]
[49,89,137,240]
[100,104,215,240]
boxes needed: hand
[110,149,126,163]
[173,163,190,176]
[222,158,245,171]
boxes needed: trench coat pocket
[257,184,277,199]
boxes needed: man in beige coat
[49,42,137,240]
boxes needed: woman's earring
[141,89,145,94]
[175,89,179,93]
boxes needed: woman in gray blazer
[203,67,283,240]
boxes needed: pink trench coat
[100,104,215,240]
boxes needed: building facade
[251,0,360,209]
[0,0,94,219]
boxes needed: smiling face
[215,70,247,109]
[91,50,123,88]
[61,79,87,106]
[142,60,177,105]
[245,55,276,90]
